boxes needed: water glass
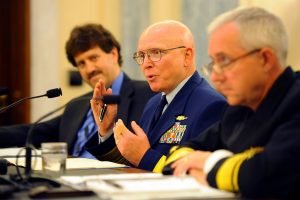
[41,142,67,176]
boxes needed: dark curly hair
[65,23,123,67]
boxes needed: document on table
[0,147,127,170]
[60,174,236,200]
[0,147,41,157]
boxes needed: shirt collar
[111,71,124,95]
[163,74,193,104]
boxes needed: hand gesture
[113,119,150,166]
[90,80,117,137]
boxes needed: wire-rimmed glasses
[201,49,261,77]
[133,46,186,65]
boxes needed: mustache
[87,70,102,80]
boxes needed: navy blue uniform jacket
[138,71,227,171]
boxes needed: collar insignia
[176,115,187,121]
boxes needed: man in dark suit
[0,24,154,160]
[88,20,227,170]
[161,7,300,199]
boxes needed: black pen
[99,104,107,122]
[104,180,123,189]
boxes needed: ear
[259,48,278,72]
[110,47,119,64]
[184,48,194,67]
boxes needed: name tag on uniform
[159,115,187,144]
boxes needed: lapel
[116,74,134,125]
[148,72,202,145]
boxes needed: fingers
[189,169,208,185]
[171,151,211,176]
[113,119,126,144]
[131,121,145,136]
[172,156,191,176]
[114,119,126,135]
[93,80,105,100]
[90,80,114,118]
[92,80,113,104]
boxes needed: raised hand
[90,80,117,137]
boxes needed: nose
[210,70,225,86]
[143,53,152,63]
[85,60,96,73]
[141,54,153,69]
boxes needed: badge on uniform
[159,115,187,144]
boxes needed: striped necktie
[72,109,97,158]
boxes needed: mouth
[146,74,157,82]
[88,71,102,81]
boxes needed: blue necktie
[150,95,167,130]
[72,109,97,158]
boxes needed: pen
[104,180,123,189]
[99,104,107,122]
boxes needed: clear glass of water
[41,142,67,177]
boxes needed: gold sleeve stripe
[153,147,194,173]
[153,155,167,173]
[216,147,264,192]
[164,147,194,166]
[169,145,180,154]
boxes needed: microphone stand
[0,88,62,114]
[24,94,121,176]
[0,95,46,114]
[24,104,67,183]
[22,94,120,187]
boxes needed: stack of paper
[60,174,236,200]
[0,147,126,170]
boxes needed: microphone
[0,87,9,96]
[0,88,62,114]
[0,159,8,175]
[24,94,121,178]
[102,95,121,104]
[0,88,62,176]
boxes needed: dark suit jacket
[183,67,300,198]
[0,73,155,157]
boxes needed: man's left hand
[113,119,150,166]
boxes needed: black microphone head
[46,88,62,98]
[0,87,9,96]
[0,159,8,175]
[102,95,121,104]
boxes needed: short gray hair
[208,7,288,66]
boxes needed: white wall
[30,0,60,121]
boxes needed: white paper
[60,172,163,184]
[0,147,41,157]
[59,173,163,190]
[85,175,236,200]
[6,157,126,170]
[1,146,127,170]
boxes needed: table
[3,165,149,199]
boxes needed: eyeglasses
[133,46,186,65]
[201,49,261,77]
